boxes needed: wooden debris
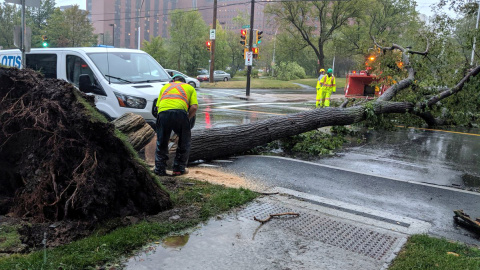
[113,113,155,151]
[253,212,300,224]
[453,210,480,233]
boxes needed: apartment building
[87,0,272,49]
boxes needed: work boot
[154,167,167,176]
[172,164,188,176]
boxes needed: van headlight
[114,92,147,109]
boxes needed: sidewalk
[124,188,430,270]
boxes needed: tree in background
[0,3,21,49]
[27,0,56,47]
[142,36,167,67]
[167,10,209,75]
[45,5,96,47]
[265,0,365,71]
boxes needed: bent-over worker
[154,81,198,176]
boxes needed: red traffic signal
[206,40,211,51]
[240,29,247,46]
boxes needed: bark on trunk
[113,113,155,151]
[189,101,413,161]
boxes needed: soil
[0,68,172,248]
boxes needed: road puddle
[161,234,190,249]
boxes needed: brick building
[86,0,272,49]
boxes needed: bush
[275,62,306,81]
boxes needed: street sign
[242,25,250,28]
[5,0,41,8]
[14,26,31,52]
[210,29,216,40]
[245,51,253,66]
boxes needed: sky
[0,0,448,18]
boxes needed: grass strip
[200,78,303,89]
[0,180,258,270]
[389,234,480,270]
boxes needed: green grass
[200,77,303,89]
[0,180,258,270]
[389,235,480,270]
[0,225,22,253]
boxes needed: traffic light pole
[209,0,217,83]
[246,0,255,96]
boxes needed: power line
[91,1,251,23]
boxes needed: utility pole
[21,0,26,69]
[246,0,255,96]
[471,2,480,66]
[209,0,217,83]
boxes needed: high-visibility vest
[156,82,198,113]
[160,83,189,106]
[320,75,336,90]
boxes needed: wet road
[191,87,480,243]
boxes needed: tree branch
[426,65,480,107]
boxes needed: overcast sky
[0,0,447,18]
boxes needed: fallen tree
[188,40,480,162]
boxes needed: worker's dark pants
[155,109,191,172]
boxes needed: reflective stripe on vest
[160,83,189,105]
[321,76,335,87]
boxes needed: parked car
[197,70,231,82]
[165,69,200,88]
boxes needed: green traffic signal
[42,42,48,47]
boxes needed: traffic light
[256,30,263,44]
[206,40,211,51]
[240,29,247,47]
[242,48,248,59]
[42,35,49,47]
[252,47,259,59]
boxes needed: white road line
[251,155,480,196]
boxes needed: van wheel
[223,77,228,82]
[189,81,196,88]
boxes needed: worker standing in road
[319,68,336,107]
[315,68,326,108]
[154,81,198,176]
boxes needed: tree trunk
[113,113,155,151]
[189,101,413,161]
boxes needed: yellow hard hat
[319,69,325,72]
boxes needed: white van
[0,47,171,125]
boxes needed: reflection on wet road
[193,87,480,190]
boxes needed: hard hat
[327,68,333,73]
[319,69,325,72]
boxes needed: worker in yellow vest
[319,68,336,107]
[154,81,198,176]
[315,68,326,108]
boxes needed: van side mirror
[79,74,107,96]
[79,74,92,93]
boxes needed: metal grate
[237,202,399,260]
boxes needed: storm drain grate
[237,202,399,260]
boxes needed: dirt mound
[0,67,171,224]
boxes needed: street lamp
[109,24,115,47]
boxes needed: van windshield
[87,52,170,84]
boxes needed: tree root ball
[0,67,172,223]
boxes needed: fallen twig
[453,210,480,233]
[253,212,300,224]
[256,192,279,196]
